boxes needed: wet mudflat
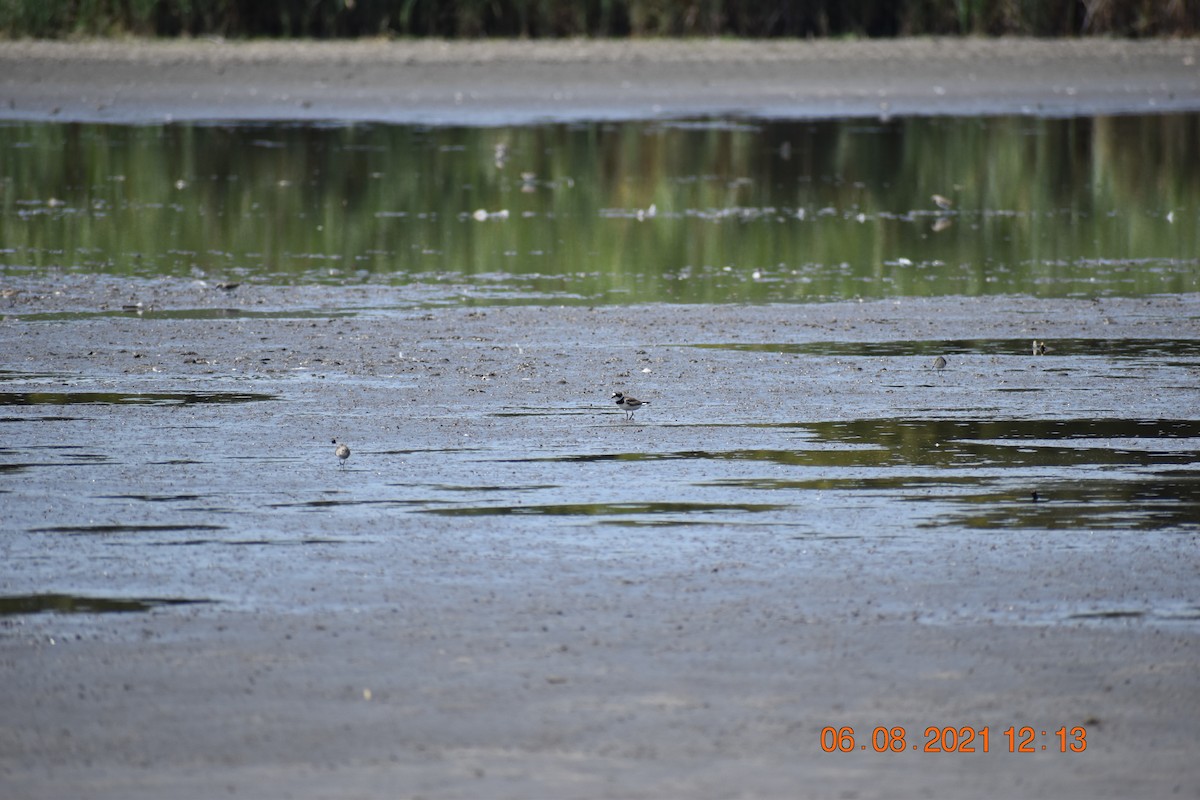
[2,40,1200,798]
[2,281,1198,798]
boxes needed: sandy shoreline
[3,37,1200,124]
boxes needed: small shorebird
[611,391,649,421]
[1032,340,1047,355]
[931,194,953,211]
[332,438,350,468]
[932,355,947,370]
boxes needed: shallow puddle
[925,474,1200,531]
[468,416,1200,532]
[421,500,785,518]
[522,418,1200,470]
[693,338,1200,359]
[0,391,276,406]
[0,593,211,616]
[29,524,228,535]
[12,308,358,322]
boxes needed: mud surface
[2,39,1200,798]
[2,37,1200,124]
[2,276,1199,798]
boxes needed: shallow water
[2,115,1198,304]
[0,593,208,616]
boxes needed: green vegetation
[0,0,1195,39]
[1,116,1197,303]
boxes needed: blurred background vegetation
[0,0,1195,39]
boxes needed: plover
[332,438,350,468]
[1032,340,1047,355]
[611,391,649,421]
[932,355,947,370]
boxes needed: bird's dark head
[611,391,624,402]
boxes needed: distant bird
[611,391,650,421]
[932,355,947,370]
[1032,340,1047,356]
[931,194,953,211]
[332,438,350,469]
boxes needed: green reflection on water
[534,418,1200,475]
[693,420,1200,531]
[796,417,1200,469]
[422,501,783,517]
[2,116,1197,302]
[929,475,1200,532]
